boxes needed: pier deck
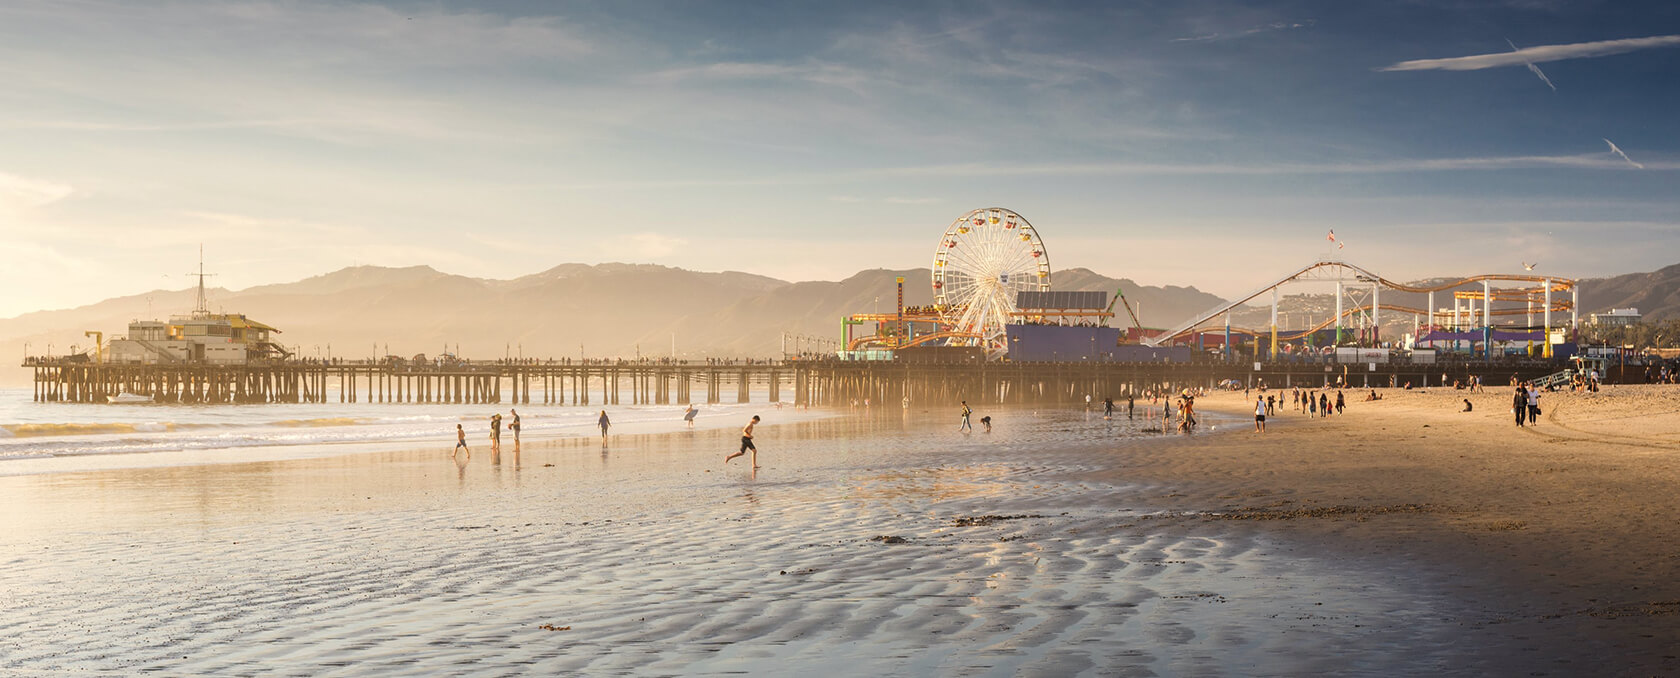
[23,358,1563,407]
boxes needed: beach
[2,387,1678,676]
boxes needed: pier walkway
[23,357,1563,407]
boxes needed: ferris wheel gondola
[931,207,1051,358]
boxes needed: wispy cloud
[1172,20,1314,43]
[1506,39,1557,91]
[0,172,72,213]
[1603,138,1644,169]
[1380,34,1680,71]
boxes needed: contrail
[1380,34,1680,71]
[1603,138,1644,169]
[1507,39,1556,91]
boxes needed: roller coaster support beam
[1483,280,1492,362]
[1372,282,1380,348]
[1270,287,1279,360]
[1544,279,1553,359]
[1223,312,1231,361]
[1335,281,1343,346]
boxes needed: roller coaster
[1145,259,1579,358]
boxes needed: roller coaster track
[1146,259,1577,346]
[1210,303,1565,342]
[848,330,980,351]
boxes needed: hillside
[0,264,1228,386]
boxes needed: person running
[683,404,698,428]
[1254,395,1267,433]
[598,410,611,438]
[959,401,973,432]
[1103,397,1115,419]
[724,415,760,467]
[454,423,470,453]
[509,409,521,444]
[1512,386,1528,427]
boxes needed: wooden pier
[23,357,1563,407]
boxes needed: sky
[1,0,1678,318]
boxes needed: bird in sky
[1522,262,1537,271]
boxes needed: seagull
[1522,262,1537,271]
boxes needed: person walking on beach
[1526,385,1541,425]
[1254,395,1267,433]
[1103,397,1115,419]
[1266,394,1276,416]
[1335,391,1345,414]
[959,401,973,432]
[1307,392,1316,418]
[724,415,760,468]
[454,424,469,456]
[509,409,521,444]
[1319,393,1330,418]
[1127,393,1135,418]
[598,410,611,438]
[1512,386,1528,427]
[683,404,698,428]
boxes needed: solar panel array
[1016,290,1108,310]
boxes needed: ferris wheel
[932,207,1051,356]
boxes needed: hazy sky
[2,0,1677,318]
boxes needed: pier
[23,357,1564,406]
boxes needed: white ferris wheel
[932,207,1051,357]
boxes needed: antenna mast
[189,244,217,318]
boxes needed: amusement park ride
[842,207,1582,363]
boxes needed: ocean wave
[2,422,179,438]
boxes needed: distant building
[106,314,287,365]
[1591,308,1641,327]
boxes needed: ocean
[0,387,806,473]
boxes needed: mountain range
[4,261,1674,387]
[0,263,1222,386]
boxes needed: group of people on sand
[1512,382,1543,427]
[454,408,522,457]
[453,403,763,469]
[1249,386,1349,433]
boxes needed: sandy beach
[2,387,1678,676]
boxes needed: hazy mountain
[1577,264,1680,321]
[0,263,1228,385]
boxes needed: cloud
[1380,34,1680,71]
[1172,20,1315,43]
[606,233,687,259]
[0,172,72,212]
[1603,138,1644,169]
[1506,39,1556,91]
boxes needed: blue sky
[1,0,1677,317]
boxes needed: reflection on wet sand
[0,406,1553,675]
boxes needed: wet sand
[1,391,1677,676]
